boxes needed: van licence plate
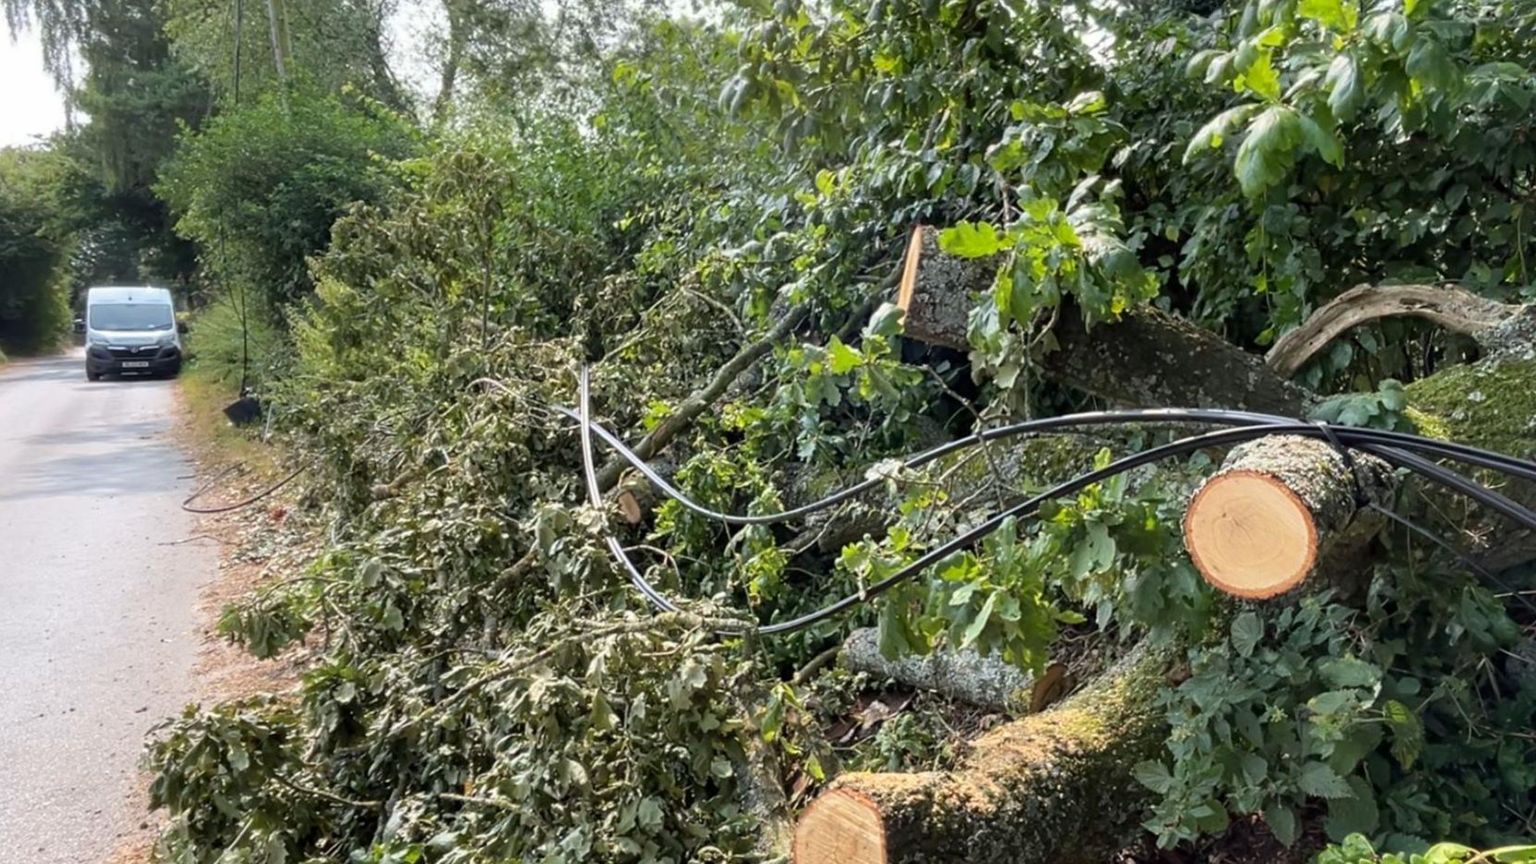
[122,361,150,368]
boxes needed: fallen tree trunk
[793,641,1167,864]
[896,225,1315,415]
[1184,435,1396,600]
[840,628,1068,714]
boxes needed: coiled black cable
[571,368,1536,634]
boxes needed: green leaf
[1326,54,1363,120]
[1299,0,1356,31]
[865,302,905,338]
[1320,655,1380,688]
[961,592,998,648]
[1298,113,1345,168]
[1237,51,1282,101]
[939,221,1005,258]
[1134,760,1175,794]
[1265,804,1300,847]
[637,796,664,830]
[1383,699,1424,769]
[1406,37,1457,92]
[1325,776,1380,841]
[1234,105,1303,198]
[827,337,863,375]
[1309,689,1357,716]
[1184,106,1258,163]
[1298,761,1354,799]
[1231,611,1264,658]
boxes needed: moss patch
[1406,360,1536,458]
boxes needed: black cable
[182,464,305,514]
[559,405,1536,526]
[571,369,1536,635]
[559,402,1536,525]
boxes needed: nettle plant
[1136,572,1534,850]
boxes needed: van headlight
[87,334,108,347]
[158,331,178,347]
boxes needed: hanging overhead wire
[569,367,1536,634]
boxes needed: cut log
[896,224,991,350]
[793,641,1167,864]
[1184,435,1396,600]
[895,225,1314,415]
[613,463,671,526]
[840,628,1040,714]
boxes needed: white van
[83,286,185,381]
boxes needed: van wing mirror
[177,320,189,335]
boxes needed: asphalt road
[0,350,214,862]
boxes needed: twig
[594,306,810,492]
[397,611,740,733]
[791,644,842,686]
[681,286,746,334]
[157,534,224,546]
[438,791,517,811]
[272,772,382,809]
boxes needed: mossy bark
[794,642,1169,864]
[1405,358,1536,571]
[840,628,1040,714]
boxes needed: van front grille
[107,346,161,359]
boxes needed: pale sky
[0,28,68,148]
[0,5,439,148]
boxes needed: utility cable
[571,368,1536,634]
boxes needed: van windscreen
[89,303,174,331]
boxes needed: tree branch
[1266,283,1518,378]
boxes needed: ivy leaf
[1298,761,1354,799]
[939,221,1005,258]
[1231,611,1264,658]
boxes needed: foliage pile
[4,0,1535,859]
